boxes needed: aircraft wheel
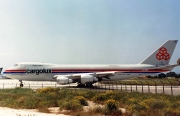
[77,84,85,87]
[90,84,93,87]
[19,80,23,87]
[86,83,93,88]
[20,84,23,87]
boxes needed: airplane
[3,40,180,87]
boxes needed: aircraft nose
[3,70,12,79]
[3,70,8,76]
[3,68,11,74]
[3,71,7,78]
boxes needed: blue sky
[0,0,180,73]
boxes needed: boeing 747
[3,40,180,87]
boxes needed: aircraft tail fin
[140,40,178,65]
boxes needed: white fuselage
[3,62,167,82]
[2,40,179,85]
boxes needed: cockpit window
[14,64,18,66]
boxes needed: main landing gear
[19,80,23,87]
[86,83,93,87]
[77,83,93,88]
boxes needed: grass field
[129,78,180,86]
[100,78,180,86]
[0,87,180,116]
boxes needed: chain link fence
[0,79,180,95]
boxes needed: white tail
[140,40,178,65]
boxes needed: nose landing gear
[19,80,23,87]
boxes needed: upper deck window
[32,65,43,66]
[14,64,18,66]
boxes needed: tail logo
[156,47,170,60]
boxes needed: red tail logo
[156,47,170,60]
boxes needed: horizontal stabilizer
[149,64,179,70]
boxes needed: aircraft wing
[53,71,117,80]
[94,71,116,77]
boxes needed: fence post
[98,82,100,91]
[116,82,118,91]
[100,83,102,91]
[146,81,150,93]
[108,82,110,91]
[42,83,43,89]
[153,80,157,94]
[120,82,122,91]
[98,82,100,92]
[139,81,143,93]
[129,81,132,92]
[69,83,70,89]
[167,80,173,95]
[160,80,164,94]
[3,83,4,89]
[95,82,98,90]
[134,81,137,92]
[124,81,127,91]
[112,82,114,90]
[123,81,126,91]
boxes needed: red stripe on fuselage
[5,70,26,72]
[51,69,169,72]
[4,69,169,73]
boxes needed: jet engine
[81,74,98,84]
[56,76,73,85]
